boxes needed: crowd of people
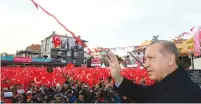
[1,62,155,103]
[1,76,135,103]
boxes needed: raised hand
[106,51,123,85]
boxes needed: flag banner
[194,26,201,56]
[14,57,32,63]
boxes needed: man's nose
[144,59,150,69]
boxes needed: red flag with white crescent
[53,35,61,48]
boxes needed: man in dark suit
[106,40,201,103]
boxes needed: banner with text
[14,57,32,63]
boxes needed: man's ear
[168,54,175,66]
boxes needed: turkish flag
[53,35,61,48]
[84,70,97,87]
[66,63,74,70]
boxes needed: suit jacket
[114,66,201,103]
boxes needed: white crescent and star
[86,74,92,80]
[2,76,5,80]
[53,76,58,84]
[130,73,133,76]
[34,77,42,84]
[45,80,50,85]
[77,75,82,79]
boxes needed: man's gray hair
[149,40,179,65]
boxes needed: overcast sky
[0,0,201,55]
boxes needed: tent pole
[191,54,194,70]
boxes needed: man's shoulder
[156,67,199,92]
[171,67,198,88]
[167,67,201,98]
[171,66,192,82]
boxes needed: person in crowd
[121,96,135,103]
[67,90,77,103]
[75,94,85,103]
[106,40,201,103]
[140,77,146,87]
[113,92,121,103]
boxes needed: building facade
[16,44,42,58]
[40,31,88,66]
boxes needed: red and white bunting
[172,26,197,40]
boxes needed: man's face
[56,97,62,103]
[145,43,170,81]
[27,98,32,103]
[68,93,72,97]
[78,95,84,101]
[122,96,127,100]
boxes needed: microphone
[127,51,146,69]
